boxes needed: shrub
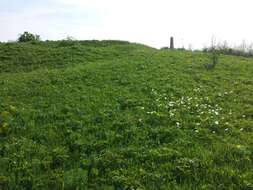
[204,38,220,70]
[18,31,40,42]
[204,50,219,70]
[58,36,77,47]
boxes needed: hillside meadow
[0,41,253,189]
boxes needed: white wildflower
[147,111,156,115]
[168,102,174,107]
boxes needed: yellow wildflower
[0,122,9,135]
[9,105,17,113]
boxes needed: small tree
[18,31,40,42]
[204,37,220,70]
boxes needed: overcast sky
[1,0,253,49]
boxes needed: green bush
[18,31,40,42]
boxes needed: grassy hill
[0,41,253,189]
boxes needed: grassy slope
[0,41,253,189]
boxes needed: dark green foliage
[203,44,253,58]
[18,31,40,42]
[0,41,253,189]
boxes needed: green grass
[0,41,253,189]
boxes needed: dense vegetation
[0,41,253,189]
[203,41,253,58]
